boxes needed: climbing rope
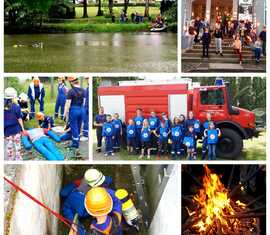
[4,176,85,233]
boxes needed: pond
[4,32,177,72]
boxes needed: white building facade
[182,0,266,32]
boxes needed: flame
[188,166,252,233]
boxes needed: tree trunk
[97,0,103,16]
[108,0,114,16]
[83,0,88,18]
[144,0,149,18]
[124,0,129,14]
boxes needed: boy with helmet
[27,77,45,119]
[4,87,25,160]
[55,77,68,119]
[18,92,30,121]
[60,169,116,233]
[84,187,122,235]
[36,112,55,129]
[63,77,86,149]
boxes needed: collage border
[0,0,269,234]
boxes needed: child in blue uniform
[54,77,68,119]
[179,114,187,155]
[112,113,122,152]
[36,112,55,129]
[126,119,136,154]
[64,77,86,149]
[139,119,151,159]
[133,108,144,153]
[185,111,201,156]
[171,117,183,160]
[157,122,170,158]
[148,111,160,153]
[4,87,25,160]
[102,114,115,156]
[202,112,213,159]
[184,125,197,160]
[204,121,221,160]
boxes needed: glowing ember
[185,166,260,234]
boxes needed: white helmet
[19,92,28,102]
[84,169,105,187]
[5,87,17,99]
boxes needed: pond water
[4,32,177,72]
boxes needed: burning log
[183,166,264,235]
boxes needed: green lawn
[75,6,160,19]
[43,6,161,33]
[92,130,266,161]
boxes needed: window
[200,89,224,105]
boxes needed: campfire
[183,166,264,235]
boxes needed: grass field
[93,130,266,161]
[75,6,160,19]
[42,6,162,33]
[4,78,89,160]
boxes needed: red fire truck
[97,79,259,159]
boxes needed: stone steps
[182,56,266,64]
[184,52,253,58]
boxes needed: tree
[96,0,103,16]
[83,0,88,18]
[123,0,129,14]
[144,0,149,18]
[108,0,114,17]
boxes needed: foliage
[163,1,177,23]
[5,0,54,26]
[48,0,75,19]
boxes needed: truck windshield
[200,89,224,105]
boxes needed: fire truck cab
[97,79,259,159]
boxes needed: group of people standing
[187,15,266,64]
[4,77,89,160]
[95,107,221,160]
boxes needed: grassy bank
[5,6,177,33]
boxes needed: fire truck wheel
[216,128,243,159]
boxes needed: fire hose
[4,176,85,234]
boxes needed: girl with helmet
[63,77,86,149]
[4,87,25,160]
[54,77,68,120]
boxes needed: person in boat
[153,14,164,28]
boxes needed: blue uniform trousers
[55,96,66,119]
[33,137,64,160]
[69,106,83,148]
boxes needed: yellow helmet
[36,112,44,120]
[84,187,113,217]
[84,169,105,187]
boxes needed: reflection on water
[4,32,177,72]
